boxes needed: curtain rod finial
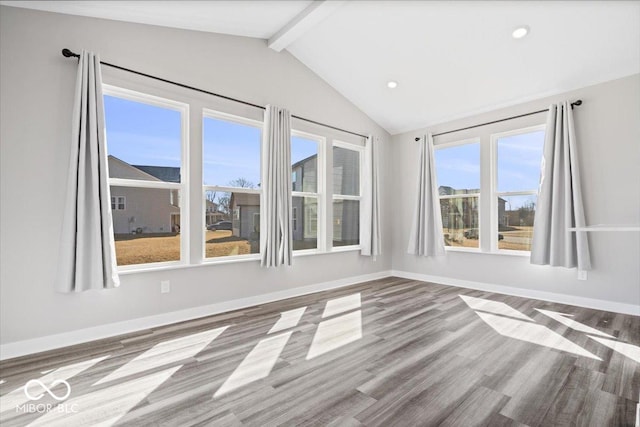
[62,48,79,58]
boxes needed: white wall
[392,74,640,308]
[0,6,392,346]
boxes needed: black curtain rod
[414,100,583,141]
[62,49,368,140]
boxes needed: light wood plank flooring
[1,277,639,426]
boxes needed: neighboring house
[205,199,224,226]
[332,149,360,245]
[229,192,260,240]
[291,150,359,245]
[439,186,506,230]
[108,155,180,234]
[292,155,319,244]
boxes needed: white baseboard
[391,270,640,316]
[0,270,392,361]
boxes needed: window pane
[203,116,261,188]
[333,146,360,196]
[497,130,544,192]
[333,199,359,246]
[440,196,479,248]
[104,95,182,180]
[111,186,181,266]
[292,136,318,193]
[205,191,260,258]
[498,195,537,251]
[293,196,318,250]
[434,143,480,194]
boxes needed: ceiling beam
[268,0,345,52]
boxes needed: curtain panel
[531,102,591,270]
[360,135,382,258]
[260,105,293,267]
[56,50,120,292]
[407,134,445,256]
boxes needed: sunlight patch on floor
[27,366,181,427]
[588,336,640,363]
[536,309,615,338]
[95,327,227,386]
[476,311,601,360]
[322,293,361,318]
[460,295,533,321]
[307,310,363,360]
[0,355,109,414]
[269,307,307,334]
[215,331,292,397]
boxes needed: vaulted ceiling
[3,1,639,134]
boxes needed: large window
[332,142,362,248]
[434,140,481,249]
[203,111,262,259]
[493,127,544,252]
[292,132,323,252]
[103,84,368,271]
[433,126,545,254]
[104,86,188,268]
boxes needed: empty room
[0,1,639,426]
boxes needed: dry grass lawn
[114,231,254,266]
[444,226,533,251]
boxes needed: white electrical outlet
[160,280,170,293]
[577,271,588,281]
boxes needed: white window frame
[202,108,262,263]
[291,129,325,255]
[331,140,364,252]
[433,137,482,253]
[490,124,545,256]
[103,85,190,271]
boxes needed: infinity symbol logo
[23,379,71,401]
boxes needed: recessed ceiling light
[512,26,529,39]
[387,81,398,89]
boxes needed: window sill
[444,247,531,257]
[116,247,366,275]
[331,245,362,253]
[445,246,481,253]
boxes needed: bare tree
[228,177,256,189]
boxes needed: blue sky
[104,95,182,168]
[105,95,317,188]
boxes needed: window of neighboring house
[111,196,126,211]
[434,139,481,250]
[493,126,545,252]
[103,85,188,268]
[292,131,324,252]
[332,142,362,249]
[292,207,298,231]
[203,110,261,260]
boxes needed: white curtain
[56,50,119,292]
[360,135,382,258]
[531,102,591,270]
[260,105,292,267]
[407,134,445,256]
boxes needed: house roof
[132,165,181,183]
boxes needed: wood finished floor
[1,277,639,426]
